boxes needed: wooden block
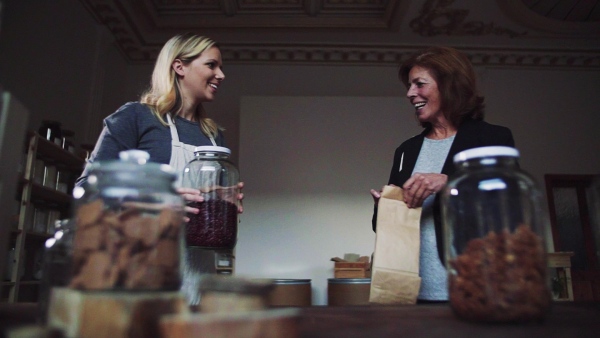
[334,261,371,278]
[334,269,370,278]
[47,288,190,338]
[334,262,369,269]
[160,308,300,338]
[547,252,574,268]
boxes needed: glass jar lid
[453,146,519,164]
[88,150,177,182]
[193,146,231,155]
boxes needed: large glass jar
[70,150,184,291]
[441,146,551,323]
[39,219,75,323]
[181,146,240,249]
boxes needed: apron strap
[167,113,217,146]
[166,114,181,144]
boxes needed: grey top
[76,102,225,186]
[412,135,455,301]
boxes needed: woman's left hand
[236,181,244,214]
[176,187,204,222]
[402,173,447,208]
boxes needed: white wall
[235,96,420,305]
[481,68,600,184]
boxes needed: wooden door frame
[544,174,599,271]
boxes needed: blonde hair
[141,33,221,138]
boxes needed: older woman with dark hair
[370,46,515,302]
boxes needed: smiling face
[175,46,225,104]
[406,65,443,125]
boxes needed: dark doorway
[545,174,600,302]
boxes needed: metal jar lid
[328,278,371,284]
[200,275,275,296]
[193,146,231,155]
[87,150,177,185]
[270,279,312,285]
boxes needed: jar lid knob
[119,150,150,164]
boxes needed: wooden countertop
[297,302,600,338]
[1,302,599,338]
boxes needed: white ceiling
[80,0,600,68]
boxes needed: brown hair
[398,46,484,128]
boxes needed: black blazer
[372,119,515,262]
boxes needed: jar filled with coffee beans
[441,146,551,323]
[180,146,240,250]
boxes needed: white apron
[166,113,216,306]
[166,114,216,186]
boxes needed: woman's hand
[402,173,447,208]
[370,188,382,206]
[370,184,397,206]
[177,182,244,222]
[236,181,244,214]
[212,181,245,214]
[176,187,204,222]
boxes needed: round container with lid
[199,275,274,313]
[70,150,184,291]
[328,278,371,306]
[181,146,240,249]
[267,279,312,307]
[441,146,551,323]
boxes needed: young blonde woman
[77,33,243,215]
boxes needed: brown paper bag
[369,185,422,304]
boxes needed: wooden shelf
[16,180,72,213]
[18,281,41,286]
[24,231,52,241]
[29,181,72,208]
[6,131,83,303]
[28,131,85,170]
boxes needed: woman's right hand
[370,189,381,206]
[370,186,386,206]
[370,184,399,206]
[176,187,204,222]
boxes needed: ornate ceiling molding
[218,44,600,69]
[497,0,600,36]
[410,0,526,38]
[83,0,401,29]
[152,0,397,24]
[79,0,600,69]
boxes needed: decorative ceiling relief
[149,0,394,23]
[221,44,600,68]
[497,0,600,36]
[410,0,526,38]
[79,0,599,68]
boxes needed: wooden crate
[334,262,370,278]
